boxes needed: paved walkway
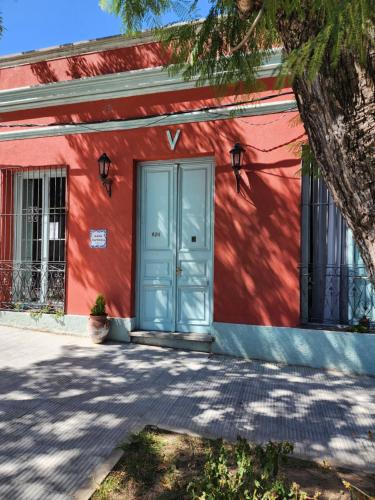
[0,327,374,499]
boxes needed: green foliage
[90,294,107,316]
[347,324,369,334]
[29,304,65,320]
[93,428,165,498]
[300,144,320,177]
[254,440,294,479]
[347,316,371,333]
[187,437,303,499]
[118,430,165,487]
[101,0,374,90]
[100,0,197,34]
[279,1,373,84]
[342,479,373,499]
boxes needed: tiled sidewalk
[0,326,374,499]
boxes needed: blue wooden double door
[137,158,213,334]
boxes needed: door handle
[176,266,182,276]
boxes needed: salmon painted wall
[0,42,169,89]
[0,41,303,327]
[0,111,302,327]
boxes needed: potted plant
[88,294,110,343]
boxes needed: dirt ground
[92,427,375,499]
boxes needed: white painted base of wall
[0,311,134,342]
[1,312,374,376]
[212,322,375,376]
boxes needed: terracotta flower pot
[88,314,110,344]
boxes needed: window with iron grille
[0,166,66,312]
[300,174,375,326]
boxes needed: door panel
[138,166,176,331]
[138,160,213,333]
[179,168,208,249]
[178,288,208,321]
[176,164,212,333]
[144,170,172,250]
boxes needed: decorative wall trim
[0,310,134,342]
[0,32,157,69]
[0,51,282,113]
[0,99,297,142]
[212,322,375,376]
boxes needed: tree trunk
[277,18,375,285]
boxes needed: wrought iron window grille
[0,165,67,312]
[300,173,375,327]
[300,264,375,326]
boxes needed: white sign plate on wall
[90,229,107,249]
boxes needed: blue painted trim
[212,322,375,376]
[0,311,134,342]
[0,100,296,142]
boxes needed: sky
[0,0,210,56]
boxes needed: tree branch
[231,6,264,53]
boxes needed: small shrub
[347,316,372,333]
[90,294,107,316]
[347,324,369,333]
[187,437,311,499]
[254,440,294,479]
[29,303,64,320]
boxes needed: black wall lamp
[98,153,113,197]
[230,143,245,193]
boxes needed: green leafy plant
[347,316,372,333]
[187,437,308,499]
[53,308,65,321]
[254,440,294,480]
[29,303,64,320]
[342,480,373,500]
[347,325,370,334]
[90,294,107,316]
[94,428,165,499]
[29,308,45,320]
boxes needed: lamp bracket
[234,169,241,194]
[102,177,113,197]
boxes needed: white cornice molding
[0,99,297,142]
[0,51,282,114]
[0,32,156,69]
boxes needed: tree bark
[277,18,375,285]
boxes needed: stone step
[129,331,214,353]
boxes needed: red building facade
[3,33,371,374]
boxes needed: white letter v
[166,130,181,151]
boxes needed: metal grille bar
[300,171,375,326]
[300,265,375,325]
[0,165,66,312]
